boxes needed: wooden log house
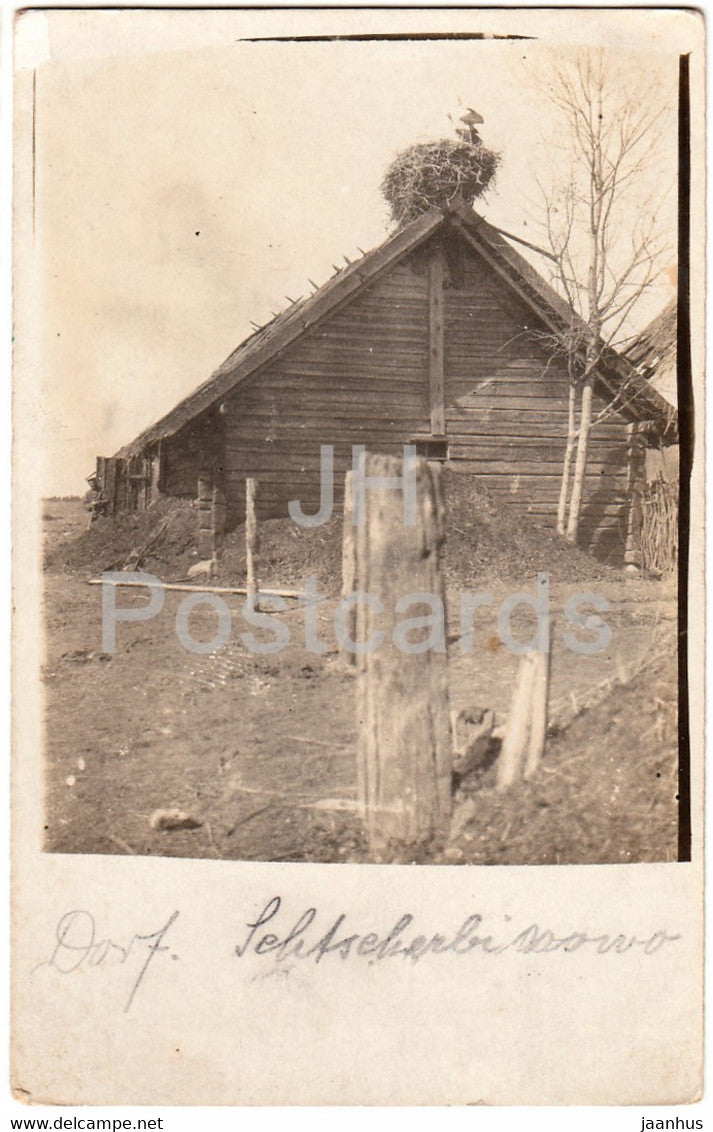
[91,200,678,559]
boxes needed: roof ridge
[115,207,446,460]
[113,201,677,463]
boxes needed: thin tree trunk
[566,376,594,543]
[566,218,600,545]
[538,55,663,553]
[557,383,577,536]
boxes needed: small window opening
[412,437,449,462]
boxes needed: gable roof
[446,201,677,439]
[116,201,678,460]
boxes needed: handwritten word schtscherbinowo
[234,897,680,966]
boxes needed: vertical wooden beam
[95,457,106,504]
[150,441,163,502]
[212,483,227,541]
[245,477,259,605]
[624,422,646,567]
[355,453,451,853]
[196,472,214,559]
[341,469,356,664]
[119,459,130,512]
[104,457,117,516]
[524,650,550,781]
[496,653,536,791]
[428,247,446,436]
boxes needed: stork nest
[381,138,500,227]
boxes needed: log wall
[116,234,635,558]
[442,248,631,556]
[161,414,225,500]
[221,260,431,526]
[217,236,631,555]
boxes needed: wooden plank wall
[443,246,631,556]
[162,414,226,500]
[222,260,431,525]
[168,233,632,558]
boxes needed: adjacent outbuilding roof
[626,298,678,408]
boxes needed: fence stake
[524,650,550,781]
[245,477,259,607]
[341,469,356,663]
[196,473,214,560]
[496,653,536,791]
[355,453,451,853]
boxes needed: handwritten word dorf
[33,909,179,1011]
[235,897,680,967]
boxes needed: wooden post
[114,458,128,512]
[523,650,550,781]
[624,422,646,568]
[196,473,213,560]
[212,484,227,541]
[496,653,536,791]
[104,457,117,515]
[341,469,356,663]
[428,248,446,436]
[245,477,259,605]
[149,442,163,502]
[355,453,451,852]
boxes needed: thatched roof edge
[114,202,678,461]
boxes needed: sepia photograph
[35,13,688,868]
[10,7,704,1108]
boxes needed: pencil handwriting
[33,908,179,1011]
[234,896,680,966]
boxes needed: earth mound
[46,468,614,587]
[214,468,612,588]
[44,497,199,578]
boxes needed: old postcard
[11,6,704,1106]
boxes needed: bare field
[42,500,680,865]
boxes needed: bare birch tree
[533,50,673,542]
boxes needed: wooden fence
[641,478,678,576]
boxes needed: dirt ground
[42,499,680,865]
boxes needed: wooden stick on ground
[87,579,302,598]
[122,514,171,571]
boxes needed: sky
[17,9,681,495]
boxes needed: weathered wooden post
[524,649,550,781]
[624,422,646,569]
[196,472,214,560]
[103,457,117,515]
[149,442,162,502]
[212,483,227,546]
[355,453,452,853]
[341,469,356,664]
[496,643,550,789]
[245,477,259,606]
[496,653,536,791]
